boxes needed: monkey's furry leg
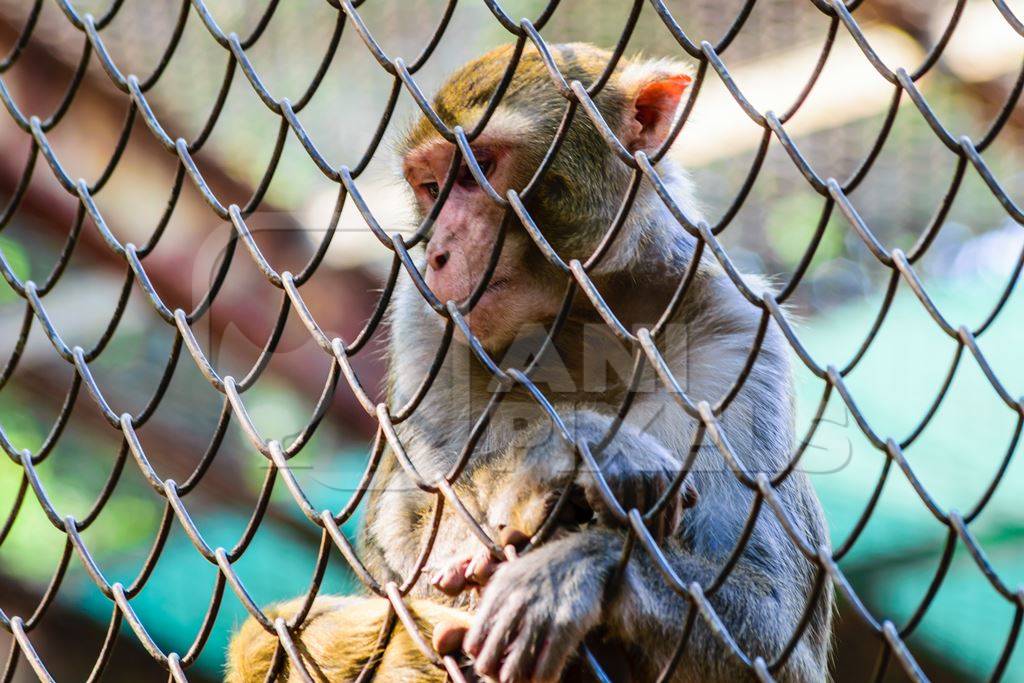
[226,596,472,683]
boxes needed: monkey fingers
[466,594,525,679]
[432,556,473,596]
[432,548,505,596]
[498,527,530,552]
[432,619,469,655]
[681,478,699,509]
[465,547,503,586]
[434,622,488,683]
[646,475,700,543]
[586,467,699,542]
[440,527,531,597]
[499,620,548,683]
[466,593,571,683]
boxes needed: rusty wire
[1,0,1024,681]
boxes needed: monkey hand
[462,531,617,683]
[431,527,531,597]
[579,438,698,541]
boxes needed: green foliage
[0,235,30,304]
[764,193,843,267]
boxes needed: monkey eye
[456,151,495,188]
[421,182,440,199]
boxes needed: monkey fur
[227,410,698,682]
[225,596,470,683]
[228,41,833,682]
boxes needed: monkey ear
[622,71,692,154]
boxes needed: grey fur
[361,155,833,681]
[227,45,833,683]
[364,43,834,681]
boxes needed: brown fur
[226,597,471,683]
[401,43,626,155]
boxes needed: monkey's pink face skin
[404,141,559,350]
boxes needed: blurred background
[0,0,1022,680]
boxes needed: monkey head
[400,43,692,351]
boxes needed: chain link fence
[1,0,1023,681]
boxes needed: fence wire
[1,0,1023,681]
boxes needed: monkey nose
[427,248,449,271]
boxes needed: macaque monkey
[227,425,699,682]
[228,42,833,682]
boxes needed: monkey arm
[512,407,696,536]
[463,525,828,683]
[601,534,829,683]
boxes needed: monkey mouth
[426,272,512,306]
[473,276,514,307]
[459,276,512,330]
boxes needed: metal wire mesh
[1,0,1023,681]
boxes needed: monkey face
[399,43,694,352]
[403,138,564,351]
